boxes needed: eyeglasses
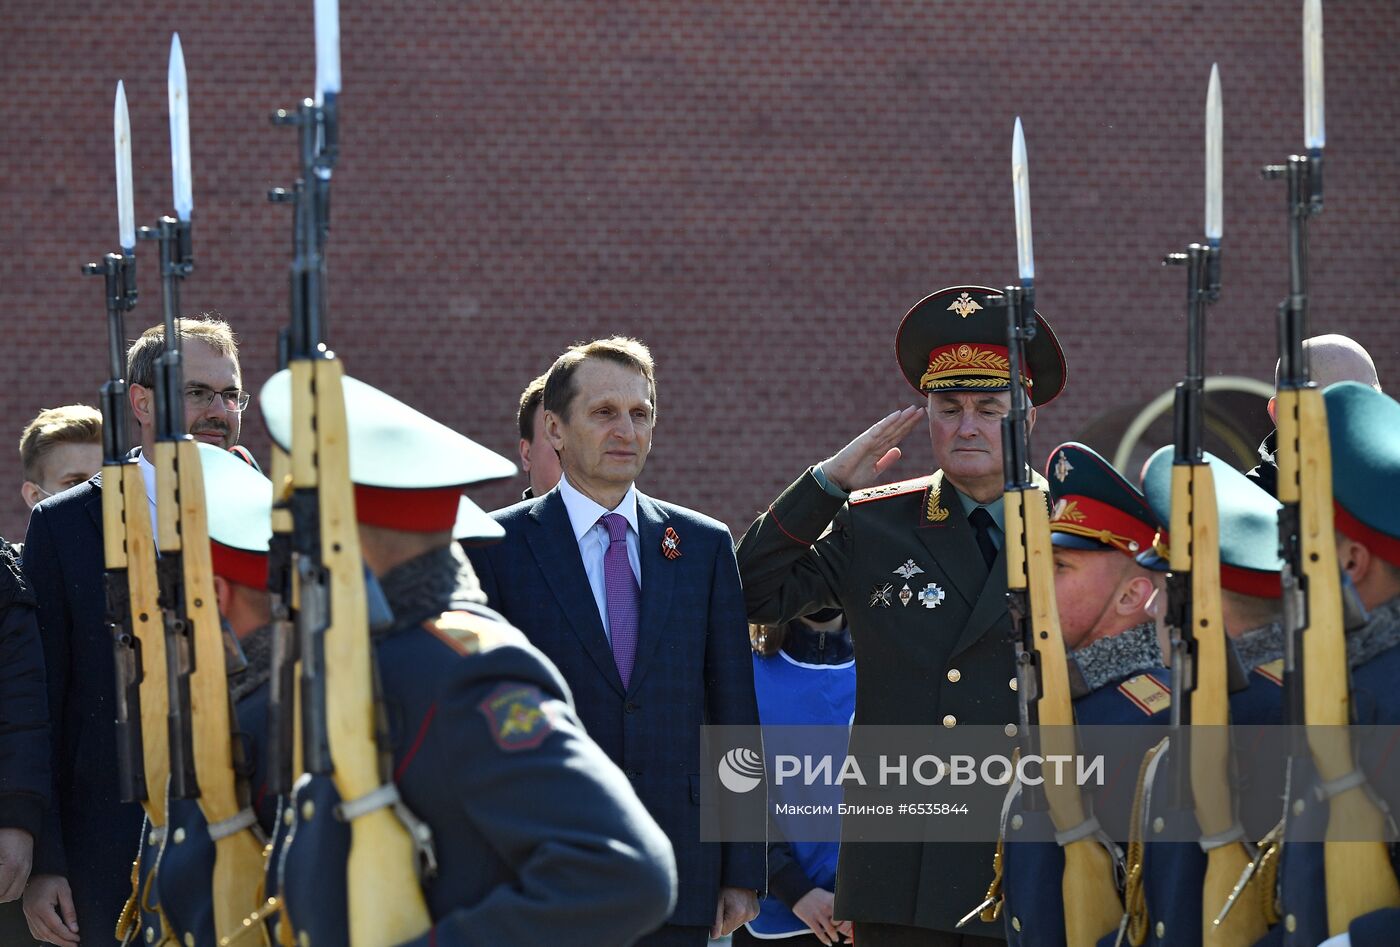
[185,384,252,412]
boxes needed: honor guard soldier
[1269,382,1400,947]
[1129,448,1288,947]
[1048,442,1171,725]
[737,285,1067,946]
[122,444,279,947]
[1139,447,1286,726]
[260,373,678,947]
[992,442,1169,947]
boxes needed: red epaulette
[850,476,934,506]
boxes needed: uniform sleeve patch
[1253,658,1284,687]
[1118,673,1172,716]
[423,610,512,657]
[478,683,554,752]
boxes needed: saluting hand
[820,406,926,494]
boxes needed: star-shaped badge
[869,583,894,608]
[918,583,945,609]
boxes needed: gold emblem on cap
[1051,499,1086,524]
[1054,451,1074,483]
[947,292,982,318]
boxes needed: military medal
[918,583,945,609]
[891,561,924,606]
[661,526,681,560]
[869,583,894,608]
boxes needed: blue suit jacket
[24,474,146,940]
[467,487,766,927]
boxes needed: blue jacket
[748,641,855,937]
[468,488,767,927]
[24,475,145,940]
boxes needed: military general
[736,285,1067,947]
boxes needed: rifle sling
[335,782,439,880]
[1198,823,1247,852]
[207,807,259,842]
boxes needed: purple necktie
[601,512,640,689]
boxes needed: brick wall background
[3,0,1397,542]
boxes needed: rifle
[1157,64,1268,947]
[139,33,268,944]
[1261,0,1400,933]
[84,78,176,945]
[998,118,1122,947]
[271,3,433,940]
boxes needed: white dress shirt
[136,449,160,541]
[556,473,641,644]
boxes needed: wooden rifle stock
[1169,464,1268,946]
[1006,486,1123,946]
[292,358,431,945]
[1278,386,1400,933]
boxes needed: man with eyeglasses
[21,317,246,947]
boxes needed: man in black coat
[22,318,244,946]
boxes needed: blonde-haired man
[18,406,102,510]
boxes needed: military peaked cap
[895,285,1066,406]
[259,370,515,540]
[1045,442,1162,562]
[199,442,272,588]
[1138,446,1283,597]
[1324,381,1400,566]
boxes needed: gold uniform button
[1292,798,1305,816]
[942,714,957,728]
[1009,677,1018,692]
[148,831,159,846]
[302,800,316,822]
[1155,921,1165,939]
[145,928,156,944]
[1010,814,1023,831]
[1285,914,1297,933]
[300,932,311,947]
[1004,723,1018,737]
[172,828,186,844]
[185,934,196,947]
[283,806,295,827]
[1152,817,1165,834]
[946,669,961,683]
[1011,917,1022,932]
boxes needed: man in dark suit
[467,337,765,946]
[22,317,244,947]
[735,286,1067,946]
[516,371,561,500]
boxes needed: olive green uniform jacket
[737,467,1040,938]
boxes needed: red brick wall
[4,1,1397,542]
